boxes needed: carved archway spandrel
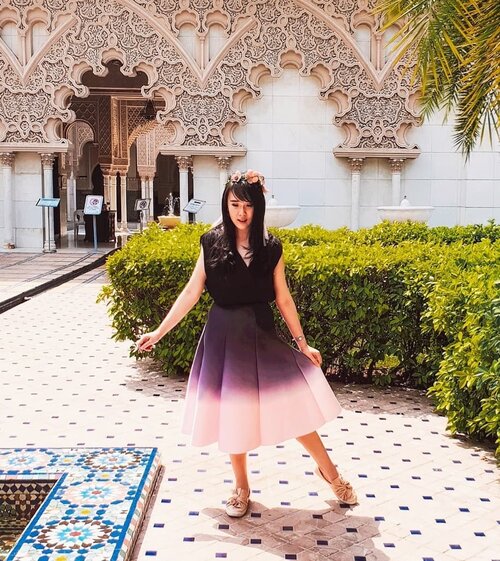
[0,1,420,153]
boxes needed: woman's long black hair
[206,176,273,273]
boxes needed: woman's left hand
[301,345,322,367]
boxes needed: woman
[136,170,357,517]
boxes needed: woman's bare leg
[296,431,339,482]
[230,453,250,489]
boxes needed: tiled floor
[0,268,498,561]
[0,251,112,305]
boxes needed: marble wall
[194,68,499,229]
[1,153,45,249]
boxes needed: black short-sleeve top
[200,227,283,308]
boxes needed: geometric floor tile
[0,268,498,561]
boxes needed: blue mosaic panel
[0,448,160,561]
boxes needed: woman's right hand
[135,330,161,352]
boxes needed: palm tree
[377,0,500,156]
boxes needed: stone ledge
[0,140,70,153]
[333,147,421,159]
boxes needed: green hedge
[425,272,500,451]
[277,219,500,246]
[99,221,500,454]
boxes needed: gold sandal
[315,466,358,505]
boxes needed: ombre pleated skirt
[181,303,342,453]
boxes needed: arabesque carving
[135,122,177,175]
[0,0,420,152]
[66,120,94,163]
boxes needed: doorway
[153,155,179,218]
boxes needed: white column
[140,176,147,200]
[41,153,56,252]
[175,156,192,223]
[119,173,128,231]
[389,158,405,205]
[216,156,231,199]
[1,153,16,249]
[349,158,364,230]
[140,176,147,222]
[138,176,150,225]
[67,168,77,219]
[145,176,154,223]
[103,174,111,208]
[147,178,154,221]
[108,174,118,232]
[108,175,117,211]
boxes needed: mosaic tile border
[0,448,160,561]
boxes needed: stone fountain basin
[265,205,300,228]
[158,215,181,228]
[377,206,434,223]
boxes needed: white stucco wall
[405,113,500,226]
[220,67,499,230]
[192,156,221,224]
[0,152,44,249]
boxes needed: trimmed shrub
[355,219,500,246]
[98,223,211,374]
[99,221,500,455]
[425,270,500,452]
[275,219,500,247]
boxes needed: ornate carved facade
[0,0,420,156]
[17,2,500,251]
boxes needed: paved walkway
[0,248,114,313]
[0,269,498,561]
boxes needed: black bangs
[229,181,254,203]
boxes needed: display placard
[183,199,206,214]
[134,198,151,211]
[36,197,60,208]
[84,195,104,215]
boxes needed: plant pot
[158,215,181,228]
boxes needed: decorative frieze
[0,1,419,153]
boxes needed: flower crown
[227,169,269,193]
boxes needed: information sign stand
[84,195,104,252]
[134,199,151,233]
[183,199,206,222]
[36,198,60,253]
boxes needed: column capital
[175,155,193,171]
[100,165,114,177]
[348,157,364,173]
[389,158,405,173]
[0,153,15,167]
[216,156,231,170]
[40,153,56,168]
[138,166,156,180]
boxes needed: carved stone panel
[0,1,420,152]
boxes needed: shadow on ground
[196,502,390,561]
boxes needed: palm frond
[376,0,500,156]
